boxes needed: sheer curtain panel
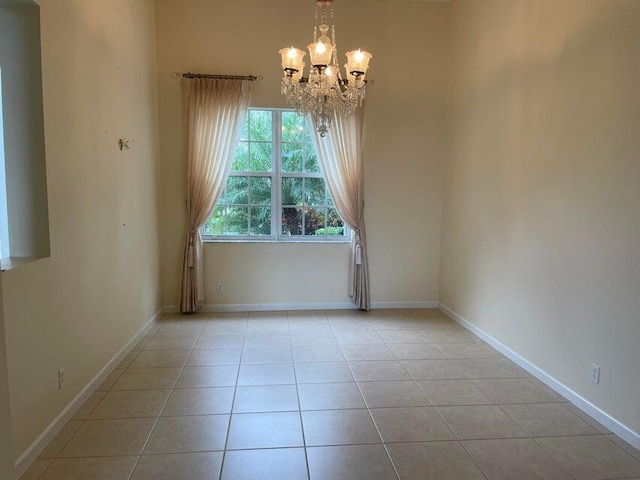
[309,107,370,310]
[180,78,253,313]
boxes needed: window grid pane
[203,109,346,240]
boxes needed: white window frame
[203,108,350,243]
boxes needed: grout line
[288,310,313,480]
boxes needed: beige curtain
[180,78,253,313]
[309,106,370,310]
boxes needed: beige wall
[440,0,640,433]
[1,0,162,455]
[0,282,15,479]
[155,0,449,308]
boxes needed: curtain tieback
[355,230,362,265]
[188,228,196,268]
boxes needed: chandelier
[278,0,372,137]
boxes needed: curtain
[180,78,253,313]
[309,106,370,310]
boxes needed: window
[203,109,348,241]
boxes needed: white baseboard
[14,308,163,478]
[438,303,640,450]
[163,301,438,314]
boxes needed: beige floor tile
[606,434,640,462]
[292,344,345,362]
[348,361,410,381]
[378,330,429,344]
[112,368,181,391]
[241,345,293,363]
[226,412,304,449]
[358,380,430,407]
[400,359,467,380]
[187,347,242,366]
[89,390,170,419]
[387,343,446,360]
[371,407,454,443]
[464,438,573,480]
[417,379,493,406]
[244,333,291,346]
[175,365,238,388]
[451,358,530,379]
[143,414,229,454]
[434,342,502,359]
[387,441,486,480]
[233,385,299,413]
[221,448,309,480]
[474,378,565,404]
[156,320,205,336]
[564,403,612,433]
[38,421,83,459]
[237,363,296,385]
[340,344,396,361]
[129,350,191,368]
[501,403,598,436]
[306,444,397,480]
[195,334,244,349]
[301,409,381,446]
[421,328,480,343]
[40,456,138,480]
[536,435,640,480]
[144,335,198,350]
[59,418,157,457]
[295,361,354,383]
[131,334,154,351]
[96,369,125,392]
[130,452,223,480]
[436,405,528,440]
[290,331,337,346]
[335,331,384,345]
[71,392,106,420]
[116,351,139,369]
[298,382,365,410]
[162,387,234,416]
[202,320,247,335]
[19,459,52,480]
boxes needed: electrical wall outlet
[58,368,65,389]
[216,283,224,294]
[591,364,600,384]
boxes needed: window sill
[0,256,47,272]
[203,237,350,244]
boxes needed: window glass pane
[249,110,272,142]
[327,192,335,207]
[327,207,344,229]
[226,206,249,235]
[249,177,271,205]
[281,143,303,173]
[250,206,271,235]
[282,111,306,143]
[282,207,302,235]
[282,177,303,206]
[232,142,249,171]
[226,176,248,204]
[304,207,325,236]
[305,143,320,173]
[305,177,325,205]
[203,207,225,235]
[250,142,272,172]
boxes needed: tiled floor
[19,309,640,480]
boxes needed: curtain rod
[178,72,262,81]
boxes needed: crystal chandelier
[278,0,372,137]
